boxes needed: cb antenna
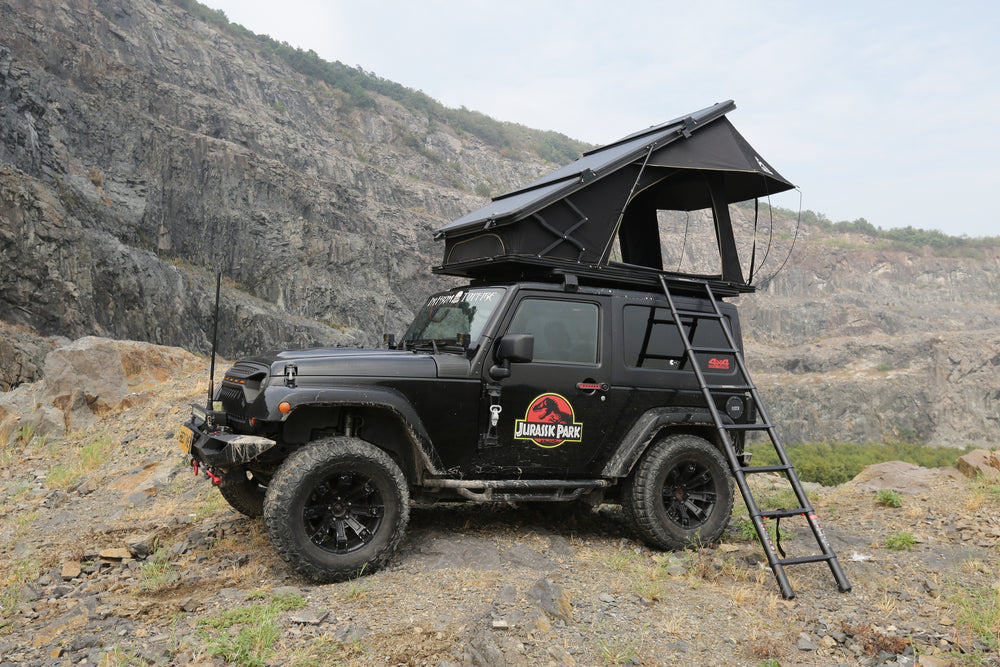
[207,271,222,409]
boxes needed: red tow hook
[190,459,222,485]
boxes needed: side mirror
[489,334,534,380]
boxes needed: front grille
[218,362,269,423]
[219,382,248,420]
[225,362,266,381]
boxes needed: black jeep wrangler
[179,101,799,583]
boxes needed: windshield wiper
[405,339,468,354]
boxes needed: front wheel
[623,434,734,550]
[263,437,409,582]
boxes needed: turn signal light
[279,401,292,414]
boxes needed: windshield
[403,287,506,350]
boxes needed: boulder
[0,325,51,391]
[843,460,963,494]
[955,449,1000,480]
[0,336,203,437]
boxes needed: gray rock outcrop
[0,0,550,359]
[0,336,202,440]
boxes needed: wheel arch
[278,386,444,482]
[601,408,734,479]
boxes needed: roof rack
[434,256,755,297]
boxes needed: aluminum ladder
[658,274,852,599]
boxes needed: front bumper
[178,417,277,467]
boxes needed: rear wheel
[263,437,409,582]
[623,434,734,550]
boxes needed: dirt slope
[1,358,998,667]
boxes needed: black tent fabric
[434,100,794,290]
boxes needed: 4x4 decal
[514,393,584,448]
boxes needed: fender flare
[272,384,445,477]
[601,408,731,478]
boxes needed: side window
[623,304,733,371]
[623,305,686,369]
[507,299,599,364]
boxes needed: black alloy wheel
[302,471,385,554]
[662,458,718,529]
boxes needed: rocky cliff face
[2,0,999,450]
[738,225,1000,449]
[654,209,1000,449]
[0,0,547,363]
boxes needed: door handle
[576,381,609,392]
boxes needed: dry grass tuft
[726,584,760,607]
[743,632,788,661]
[874,589,900,615]
[841,622,910,657]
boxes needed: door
[474,294,627,476]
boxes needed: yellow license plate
[177,426,195,454]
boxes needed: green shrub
[198,591,307,667]
[875,489,903,508]
[749,439,974,487]
[736,202,1000,257]
[735,518,793,545]
[947,577,1000,653]
[885,532,917,551]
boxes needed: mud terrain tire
[623,434,734,550]
[263,437,409,582]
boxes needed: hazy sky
[204,0,999,238]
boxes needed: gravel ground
[1,364,998,666]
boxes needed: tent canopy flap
[434,100,794,290]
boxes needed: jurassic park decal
[514,393,584,449]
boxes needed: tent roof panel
[436,100,740,237]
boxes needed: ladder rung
[760,508,808,519]
[705,383,753,391]
[779,554,834,566]
[724,423,773,431]
[739,464,792,474]
[673,308,723,319]
[689,345,738,355]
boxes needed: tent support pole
[708,173,745,284]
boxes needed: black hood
[241,347,454,380]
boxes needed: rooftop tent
[433,100,795,293]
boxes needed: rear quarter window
[622,304,734,373]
